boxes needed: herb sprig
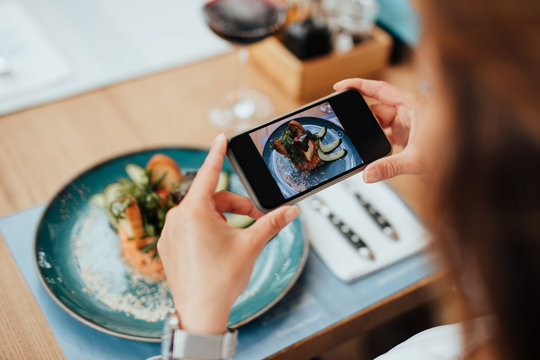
[108,168,179,258]
[270,128,306,164]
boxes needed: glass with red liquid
[203,0,287,131]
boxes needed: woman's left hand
[157,133,299,335]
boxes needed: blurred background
[0,0,419,119]
[0,1,441,359]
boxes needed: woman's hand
[334,78,427,182]
[157,133,299,335]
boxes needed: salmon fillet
[117,196,165,281]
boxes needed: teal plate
[34,147,308,342]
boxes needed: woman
[157,0,540,359]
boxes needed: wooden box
[251,27,392,101]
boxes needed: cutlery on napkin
[346,182,399,241]
[299,175,428,282]
[309,196,375,260]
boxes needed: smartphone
[227,89,392,212]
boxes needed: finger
[334,78,415,106]
[189,133,228,197]
[363,153,415,183]
[383,127,395,144]
[370,103,397,127]
[213,191,264,219]
[244,206,300,251]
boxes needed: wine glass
[203,0,287,132]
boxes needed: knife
[309,197,375,260]
[346,184,399,241]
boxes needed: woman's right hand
[334,78,427,183]
[157,134,299,335]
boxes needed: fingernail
[284,206,300,223]
[333,81,345,90]
[364,167,381,183]
[213,133,226,145]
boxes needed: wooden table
[0,52,442,359]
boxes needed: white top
[375,317,492,360]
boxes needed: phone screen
[228,89,391,211]
[247,101,364,199]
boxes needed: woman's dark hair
[424,1,540,359]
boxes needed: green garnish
[139,238,160,259]
[151,171,168,189]
[271,128,306,164]
[110,198,132,219]
[144,223,156,237]
[100,164,190,258]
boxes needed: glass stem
[231,46,255,122]
[237,46,249,97]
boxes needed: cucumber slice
[106,204,120,230]
[318,138,342,153]
[90,193,106,207]
[226,214,255,228]
[125,164,148,185]
[314,126,327,139]
[104,183,123,204]
[317,148,347,162]
[216,172,230,192]
[229,174,247,196]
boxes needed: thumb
[363,153,409,183]
[245,206,300,250]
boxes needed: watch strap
[161,308,238,360]
[172,328,238,360]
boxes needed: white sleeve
[374,323,464,360]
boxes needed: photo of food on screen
[249,102,364,199]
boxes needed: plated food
[270,120,347,171]
[91,154,241,281]
[262,117,363,198]
[35,148,308,341]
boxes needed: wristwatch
[161,309,238,360]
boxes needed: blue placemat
[0,205,435,359]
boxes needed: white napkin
[0,0,71,101]
[299,174,428,282]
